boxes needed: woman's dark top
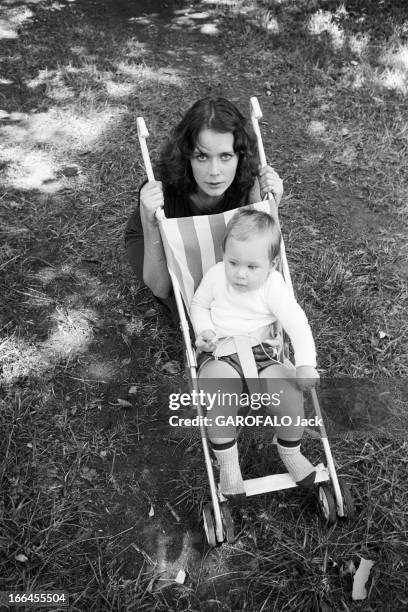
[124,181,253,285]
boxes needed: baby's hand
[196,330,217,352]
[296,366,320,391]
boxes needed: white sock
[212,442,245,496]
[277,441,316,488]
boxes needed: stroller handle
[250,96,268,168]
[252,99,294,296]
[137,116,155,182]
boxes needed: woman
[125,97,283,313]
[125,97,312,500]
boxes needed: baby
[191,208,319,496]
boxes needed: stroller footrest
[243,463,329,496]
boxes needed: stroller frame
[137,99,354,546]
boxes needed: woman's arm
[140,211,172,299]
[125,201,172,299]
[139,181,172,299]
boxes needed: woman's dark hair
[156,97,259,199]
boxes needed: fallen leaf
[352,558,375,600]
[128,385,138,395]
[175,569,186,584]
[116,398,132,408]
[15,553,28,562]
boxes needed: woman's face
[190,129,239,204]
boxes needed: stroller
[137,98,355,547]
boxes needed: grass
[1,0,407,610]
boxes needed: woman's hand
[196,330,217,352]
[140,181,164,223]
[295,366,320,391]
[258,166,283,204]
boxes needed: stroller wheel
[317,484,337,526]
[338,478,356,521]
[202,504,217,548]
[220,503,235,543]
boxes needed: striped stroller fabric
[158,200,278,312]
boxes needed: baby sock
[277,439,316,488]
[211,440,245,498]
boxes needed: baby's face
[224,234,274,292]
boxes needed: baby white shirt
[191,262,316,367]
